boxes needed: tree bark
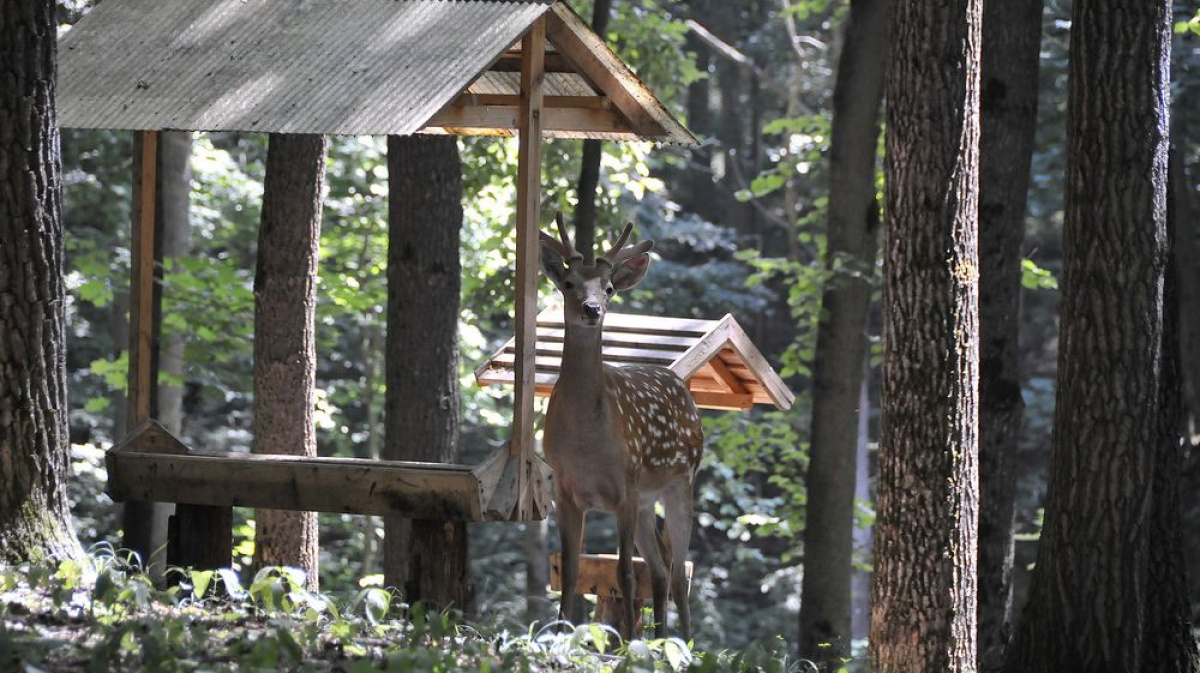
[1003,0,1199,670]
[797,0,887,666]
[384,135,470,613]
[251,133,325,591]
[573,0,613,263]
[0,0,83,563]
[976,0,1041,668]
[1170,149,1200,437]
[869,0,981,670]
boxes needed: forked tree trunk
[0,0,82,563]
[1002,1,1199,670]
[797,0,887,665]
[976,0,1041,668]
[251,133,326,591]
[869,0,981,670]
[384,135,471,613]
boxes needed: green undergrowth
[0,551,810,673]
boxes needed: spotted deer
[539,213,704,639]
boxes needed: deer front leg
[616,497,639,640]
[556,493,585,626]
[635,503,670,638]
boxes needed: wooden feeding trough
[476,308,795,411]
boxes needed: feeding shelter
[57,0,790,570]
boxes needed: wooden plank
[690,391,755,411]
[428,104,631,135]
[127,130,159,429]
[511,17,547,522]
[670,317,734,381]
[106,451,484,520]
[537,327,696,351]
[704,356,748,394]
[496,345,679,365]
[726,321,795,410]
[538,310,716,335]
[549,553,693,599]
[452,94,611,110]
[544,6,668,138]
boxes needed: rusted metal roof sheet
[58,0,553,135]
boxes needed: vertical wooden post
[513,19,546,521]
[126,130,230,571]
[127,131,158,432]
[121,131,161,564]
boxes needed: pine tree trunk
[572,0,612,262]
[869,0,981,670]
[384,135,471,613]
[0,0,83,563]
[976,1,1040,668]
[797,0,887,665]
[1170,149,1200,436]
[251,133,325,592]
[1003,1,1199,670]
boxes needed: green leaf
[189,570,213,599]
[1021,258,1058,290]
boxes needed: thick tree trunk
[1170,149,1200,437]
[869,0,981,670]
[1003,1,1199,670]
[384,135,470,613]
[849,365,873,641]
[797,0,887,665]
[976,1,1040,668]
[251,133,325,591]
[0,0,83,563]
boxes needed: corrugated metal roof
[58,0,553,135]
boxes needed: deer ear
[539,236,570,285]
[611,253,651,292]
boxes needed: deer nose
[582,301,602,319]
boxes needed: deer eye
[563,280,574,290]
[605,284,615,295]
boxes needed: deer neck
[556,321,607,408]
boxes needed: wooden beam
[127,131,159,430]
[454,94,611,110]
[689,391,755,411]
[703,356,748,394]
[544,6,668,138]
[511,18,547,522]
[106,447,484,521]
[427,104,633,136]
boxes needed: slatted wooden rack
[475,308,794,411]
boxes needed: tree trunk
[797,0,887,666]
[1170,149,1200,437]
[869,0,981,670]
[0,0,83,563]
[976,1,1041,668]
[850,365,873,641]
[251,133,325,592]
[573,0,613,262]
[524,518,553,626]
[384,135,471,613]
[1003,1,1199,670]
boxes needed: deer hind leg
[634,502,670,638]
[615,497,640,640]
[662,478,695,641]
[556,494,586,627]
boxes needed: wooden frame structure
[54,0,786,573]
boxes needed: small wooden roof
[475,309,794,411]
[56,0,695,143]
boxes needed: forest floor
[0,556,793,673]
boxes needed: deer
[538,212,704,640]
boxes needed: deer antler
[542,212,584,265]
[598,222,653,267]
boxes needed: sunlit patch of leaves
[1,556,814,672]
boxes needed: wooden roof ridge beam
[544,2,695,143]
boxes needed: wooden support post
[122,131,164,565]
[125,130,230,570]
[512,18,547,521]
